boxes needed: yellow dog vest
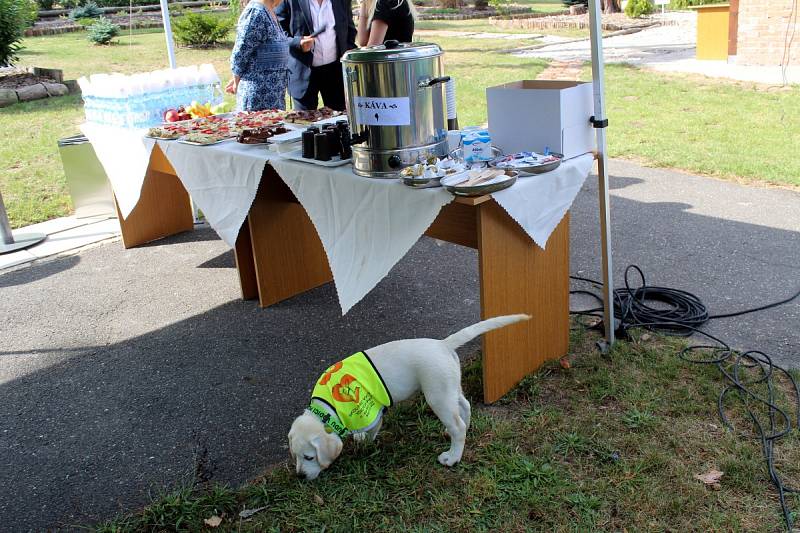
[310,351,392,438]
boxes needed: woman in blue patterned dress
[226,0,291,111]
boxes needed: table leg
[477,203,570,403]
[234,218,258,300]
[247,167,333,307]
[115,168,194,249]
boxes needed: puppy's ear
[312,433,343,469]
[287,426,297,459]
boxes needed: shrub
[172,11,233,47]
[37,0,54,9]
[0,0,36,66]
[562,0,587,6]
[488,0,510,14]
[624,0,653,16]
[87,16,119,44]
[69,0,102,18]
[474,0,488,10]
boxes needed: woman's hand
[300,36,315,52]
[225,76,240,95]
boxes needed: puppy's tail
[442,314,531,351]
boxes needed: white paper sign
[353,96,411,126]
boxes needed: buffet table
[84,124,594,402]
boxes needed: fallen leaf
[239,506,267,519]
[640,333,652,342]
[204,515,223,527]
[314,494,324,505]
[694,469,724,485]
[559,357,571,369]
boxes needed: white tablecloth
[86,125,593,313]
[157,140,266,247]
[80,123,157,219]
[269,158,454,314]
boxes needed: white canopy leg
[159,0,178,69]
[588,0,615,348]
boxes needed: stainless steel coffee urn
[342,41,450,178]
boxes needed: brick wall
[736,0,800,66]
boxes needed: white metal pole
[587,0,615,348]
[159,0,178,69]
[0,191,14,245]
[0,191,46,254]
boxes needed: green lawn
[2,28,799,228]
[98,327,800,531]
[601,64,800,187]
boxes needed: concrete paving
[512,12,800,85]
[0,215,121,271]
[1,159,798,530]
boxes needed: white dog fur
[288,314,530,480]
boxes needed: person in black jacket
[275,0,356,111]
[356,0,416,46]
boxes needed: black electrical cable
[569,265,800,531]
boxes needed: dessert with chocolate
[236,125,289,144]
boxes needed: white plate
[282,148,351,167]
[312,115,346,127]
[269,128,303,144]
[177,137,232,146]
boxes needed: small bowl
[448,146,504,168]
[401,175,442,189]
[489,152,563,176]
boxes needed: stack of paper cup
[445,78,458,130]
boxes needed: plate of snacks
[236,125,290,145]
[440,168,518,197]
[233,110,286,130]
[146,125,189,140]
[489,151,562,176]
[283,107,342,125]
[400,156,466,188]
[178,132,232,146]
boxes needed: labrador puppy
[288,314,530,480]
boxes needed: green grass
[97,326,800,531]
[601,63,800,187]
[2,29,236,228]
[0,95,84,228]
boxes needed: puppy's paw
[438,451,460,467]
[353,432,368,444]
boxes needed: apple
[177,113,191,121]
[164,109,180,122]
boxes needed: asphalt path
[1,159,798,530]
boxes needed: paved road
[1,159,798,530]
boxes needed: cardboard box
[486,80,596,159]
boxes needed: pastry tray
[177,137,233,146]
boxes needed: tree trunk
[602,0,620,13]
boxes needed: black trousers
[293,60,346,111]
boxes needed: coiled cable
[570,265,800,530]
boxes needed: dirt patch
[0,73,56,90]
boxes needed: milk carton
[462,129,493,164]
